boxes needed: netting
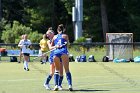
[106,33,133,60]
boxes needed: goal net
[106,33,133,60]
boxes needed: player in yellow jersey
[39,34,49,64]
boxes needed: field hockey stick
[32,42,67,61]
[32,49,55,61]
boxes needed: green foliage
[0,18,7,42]
[2,0,25,23]
[74,37,86,43]
[1,21,42,43]
[1,0,140,42]
[106,0,140,42]
[24,8,48,33]
[61,0,74,14]
[1,21,30,43]
[28,31,43,43]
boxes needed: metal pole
[73,0,83,40]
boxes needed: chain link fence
[0,42,140,62]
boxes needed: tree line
[0,0,140,43]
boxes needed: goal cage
[106,33,133,61]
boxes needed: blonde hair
[46,29,54,34]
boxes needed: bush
[72,37,87,52]
[73,37,86,43]
[1,21,42,43]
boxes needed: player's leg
[39,50,44,64]
[18,51,22,63]
[43,53,47,64]
[58,62,63,90]
[61,54,73,91]
[53,56,60,91]
[44,63,55,90]
[23,53,29,71]
[41,52,45,64]
[38,49,43,62]
[41,51,47,64]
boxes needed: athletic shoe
[24,68,26,71]
[68,85,73,91]
[53,85,59,91]
[26,68,29,71]
[41,62,46,64]
[58,86,63,90]
[44,84,51,90]
[24,68,29,71]
[41,62,44,64]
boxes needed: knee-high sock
[42,57,46,63]
[44,75,52,85]
[54,72,59,85]
[24,61,28,69]
[66,72,72,85]
[58,76,63,86]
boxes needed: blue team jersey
[48,40,54,64]
[53,34,68,57]
[49,51,54,64]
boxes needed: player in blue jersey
[43,28,63,90]
[52,24,73,91]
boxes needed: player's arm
[62,34,70,47]
[66,35,70,47]
[39,40,43,48]
[28,40,32,49]
[47,40,55,50]
[50,35,59,49]
[18,40,23,48]
[51,35,62,49]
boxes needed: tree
[106,0,140,41]
[121,0,140,41]
[2,0,25,24]
[1,21,42,43]
[28,31,43,43]
[0,0,2,20]
[82,0,102,42]
[0,18,7,43]
[1,0,140,42]
[100,0,109,41]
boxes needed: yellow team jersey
[39,39,49,52]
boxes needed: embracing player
[44,28,64,90]
[52,24,73,91]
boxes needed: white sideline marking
[0,79,39,82]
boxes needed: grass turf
[0,62,140,93]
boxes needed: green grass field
[0,62,140,93]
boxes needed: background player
[18,34,32,71]
[39,34,49,64]
[18,34,24,63]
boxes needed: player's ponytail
[57,24,65,33]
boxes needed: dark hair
[48,27,53,30]
[57,24,65,33]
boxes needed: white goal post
[106,33,133,60]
